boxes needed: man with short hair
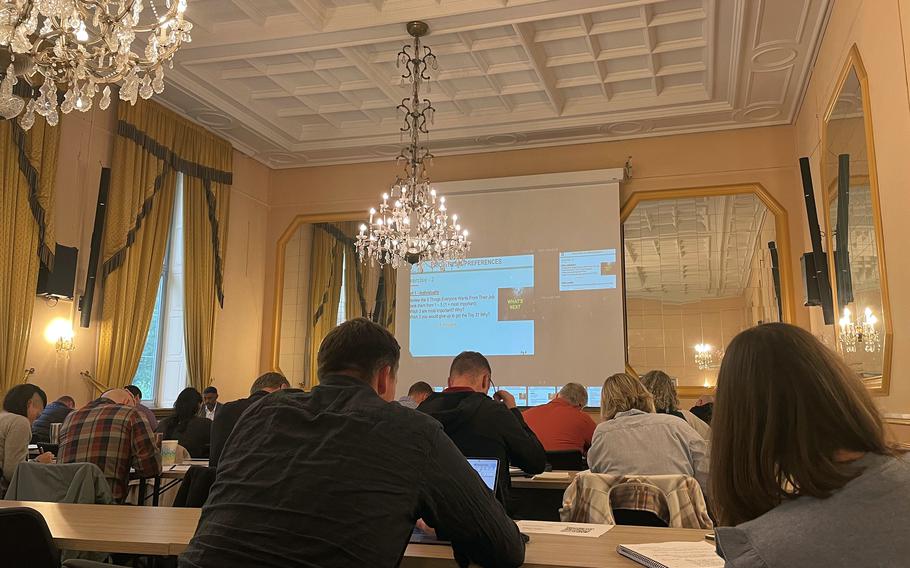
[200,386,222,420]
[58,389,161,503]
[124,385,158,430]
[31,395,76,443]
[418,351,547,511]
[209,372,291,468]
[397,380,433,409]
[522,383,597,453]
[180,319,525,568]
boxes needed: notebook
[616,541,724,568]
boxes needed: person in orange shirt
[522,383,597,453]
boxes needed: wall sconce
[45,318,75,356]
[694,343,713,370]
[838,307,880,353]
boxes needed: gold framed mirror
[621,184,795,398]
[822,45,892,393]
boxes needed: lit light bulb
[75,21,88,42]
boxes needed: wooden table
[0,500,712,566]
[0,500,200,556]
[511,471,577,490]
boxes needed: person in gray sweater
[712,323,909,568]
[0,384,53,494]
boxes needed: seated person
[209,372,290,468]
[640,370,711,440]
[713,323,910,567]
[31,394,76,443]
[1,385,53,494]
[418,351,546,510]
[199,386,222,420]
[690,395,714,425]
[157,387,212,458]
[588,373,708,494]
[125,384,158,430]
[521,383,596,453]
[179,318,525,568]
[58,388,161,503]
[397,380,433,409]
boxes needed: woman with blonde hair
[713,323,909,567]
[587,373,708,494]
[641,370,711,440]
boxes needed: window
[132,176,188,408]
[336,250,347,326]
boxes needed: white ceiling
[624,194,772,302]
[156,0,832,168]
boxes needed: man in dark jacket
[31,395,76,443]
[418,351,547,511]
[209,372,290,468]
[180,319,525,568]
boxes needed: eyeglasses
[488,375,497,395]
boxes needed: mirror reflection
[825,65,887,381]
[624,193,781,389]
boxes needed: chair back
[608,482,670,527]
[545,450,587,471]
[0,507,60,568]
[4,462,113,504]
[173,466,217,508]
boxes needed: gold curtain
[306,224,344,389]
[96,100,231,393]
[338,221,396,331]
[177,123,232,393]
[0,118,59,396]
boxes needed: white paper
[532,471,571,480]
[619,541,724,567]
[516,521,613,538]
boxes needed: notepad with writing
[616,541,724,568]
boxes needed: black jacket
[208,390,271,468]
[31,401,74,443]
[156,416,211,459]
[179,375,525,568]
[418,390,547,508]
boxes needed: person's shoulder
[715,526,769,568]
[0,412,30,433]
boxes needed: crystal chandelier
[355,21,470,269]
[838,307,880,353]
[0,0,191,130]
[694,343,713,370]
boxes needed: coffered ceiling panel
[156,0,831,168]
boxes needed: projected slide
[410,255,535,357]
[527,386,557,406]
[586,386,602,409]
[559,249,618,291]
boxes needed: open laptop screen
[466,458,499,493]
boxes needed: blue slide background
[410,255,534,357]
[559,249,617,291]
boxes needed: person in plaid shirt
[58,388,161,502]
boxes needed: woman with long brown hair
[713,323,909,566]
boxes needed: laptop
[409,458,500,545]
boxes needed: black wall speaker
[78,167,110,328]
[37,245,78,300]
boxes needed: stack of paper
[617,541,724,568]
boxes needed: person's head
[407,381,434,405]
[640,370,679,413]
[557,383,588,409]
[100,388,135,407]
[448,351,492,393]
[317,317,401,401]
[3,384,48,424]
[249,372,291,396]
[202,386,218,409]
[124,385,143,404]
[600,373,655,420]
[168,388,203,435]
[710,323,891,527]
[56,395,76,409]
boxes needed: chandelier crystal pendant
[0,0,192,130]
[355,21,470,269]
[838,306,881,353]
[693,343,713,371]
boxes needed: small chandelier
[838,307,880,353]
[694,343,713,370]
[355,21,470,269]
[0,0,192,130]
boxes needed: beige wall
[263,125,811,370]
[795,0,910,414]
[22,104,270,407]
